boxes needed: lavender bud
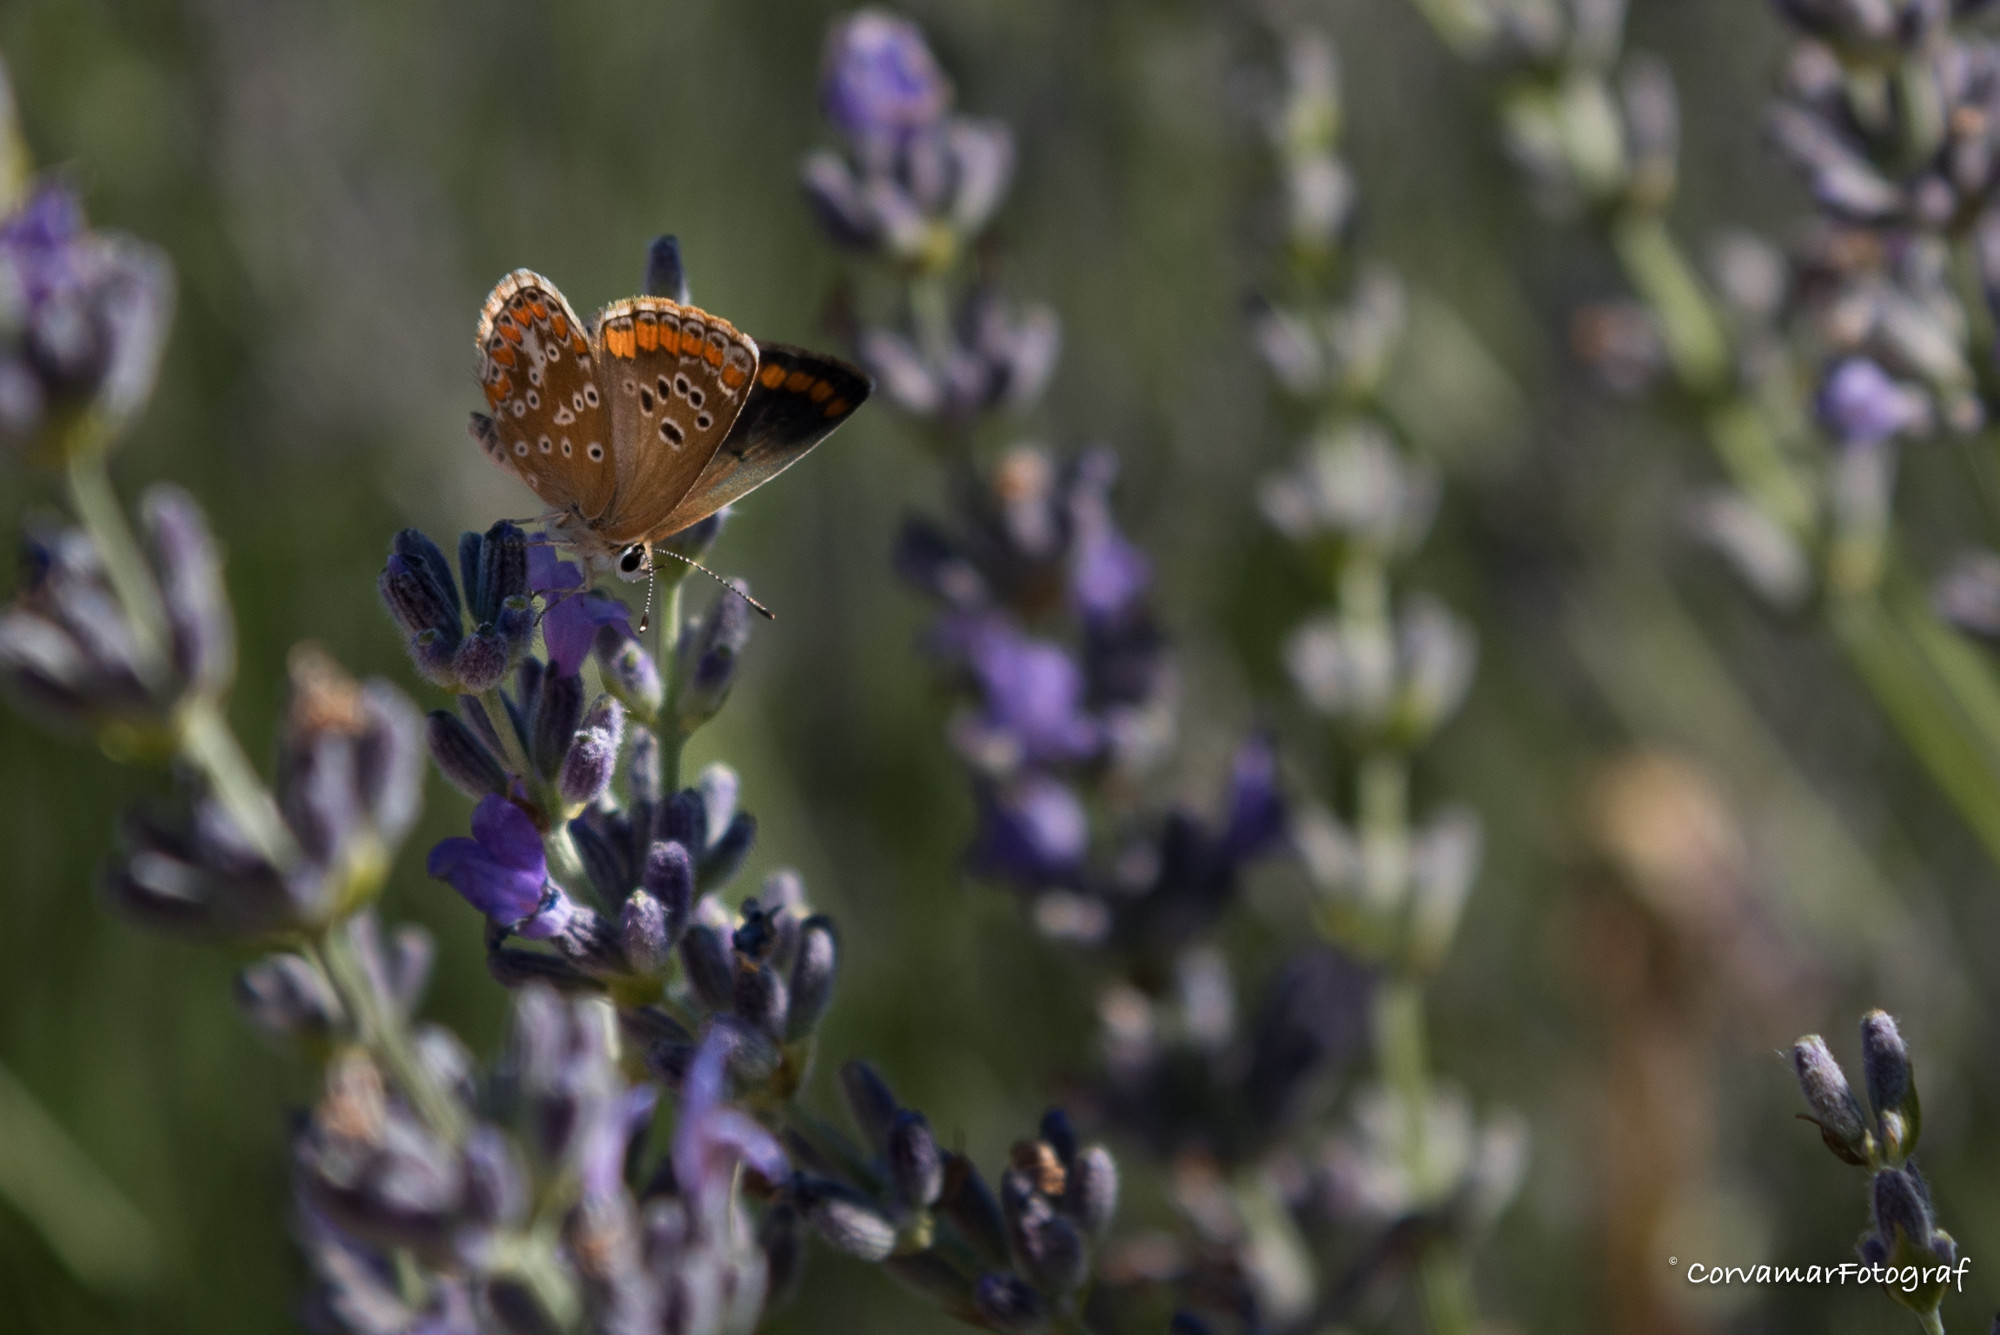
[1061,1145,1118,1238]
[679,922,735,1012]
[595,625,663,719]
[1018,1213,1087,1294]
[700,812,757,890]
[657,789,708,853]
[558,695,624,806]
[886,1110,944,1210]
[674,587,754,731]
[1872,1165,1935,1252]
[411,1022,477,1111]
[938,1152,1010,1266]
[385,923,434,1018]
[838,1060,901,1154]
[620,889,672,976]
[947,119,1016,234]
[236,953,341,1044]
[1036,1109,1077,1167]
[784,914,839,1040]
[734,960,789,1039]
[530,669,585,778]
[971,1273,1046,1333]
[452,627,509,693]
[463,1125,528,1228]
[888,1111,940,1215]
[794,1176,897,1261]
[378,551,456,645]
[487,947,602,994]
[641,841,694,942]
[142,485,233,694]
[627,727,663,806]
[1860,1010,1919,1154]
[1793,1034,1871,1164]
[426,709,509,797]
[643,234,691,305]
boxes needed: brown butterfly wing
[645,345,872,537]
[590,296,759,547]
[475,271,618,520]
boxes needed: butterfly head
[615,543,651,582]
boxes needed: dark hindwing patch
[645,344,872,538]
[476,270,616,520]
[590,295,758,546]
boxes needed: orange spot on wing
[704,341,724,367]
[550,313,569,339]
[825,398,850,417]
[607,326,634,359]
[491,343,517,367]
[808,378,833,403]
[680,327,705,357]
[571,332,588,354]
[499,320,524,345]
[528,299,548,322]
[636,318,659,352]
[759,363,787,389]
[483,381,503,408]
[722,362,749,390]
[785,370,814,392]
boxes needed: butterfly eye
[619,545,646,574]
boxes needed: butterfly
[468,267,871,583]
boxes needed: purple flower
[528,545,631,677]
[426,795,574,937]
[967,774,1089,886]
[1068,451,1153,626]
[1221,737,1286,861]
[0,185,90,306]
[941,614,1101,769]
[1817,357,1929,447]
[820,10,952,144]
[673,1023,789,1227]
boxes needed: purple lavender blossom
[819,9,952,144]
[674,1023,789,1227]
[527,545,631,678]
[967,774,1090,886]
[1817,357,1930,447]
[939,613,1102,770]
[426,795,584,940]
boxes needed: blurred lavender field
[3,1,2000,1333]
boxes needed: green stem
[65,453,170,687]
[658,577,686,791]
[312,921,467,1142]
[1832,591,2000,871]
[177,695,297,868]
[1417,1248,1478,1335]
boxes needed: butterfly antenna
[637,557,659,634]
[651,546,776,621]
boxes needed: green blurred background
[1,1,1997,1332]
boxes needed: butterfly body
[471,268,869,577]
